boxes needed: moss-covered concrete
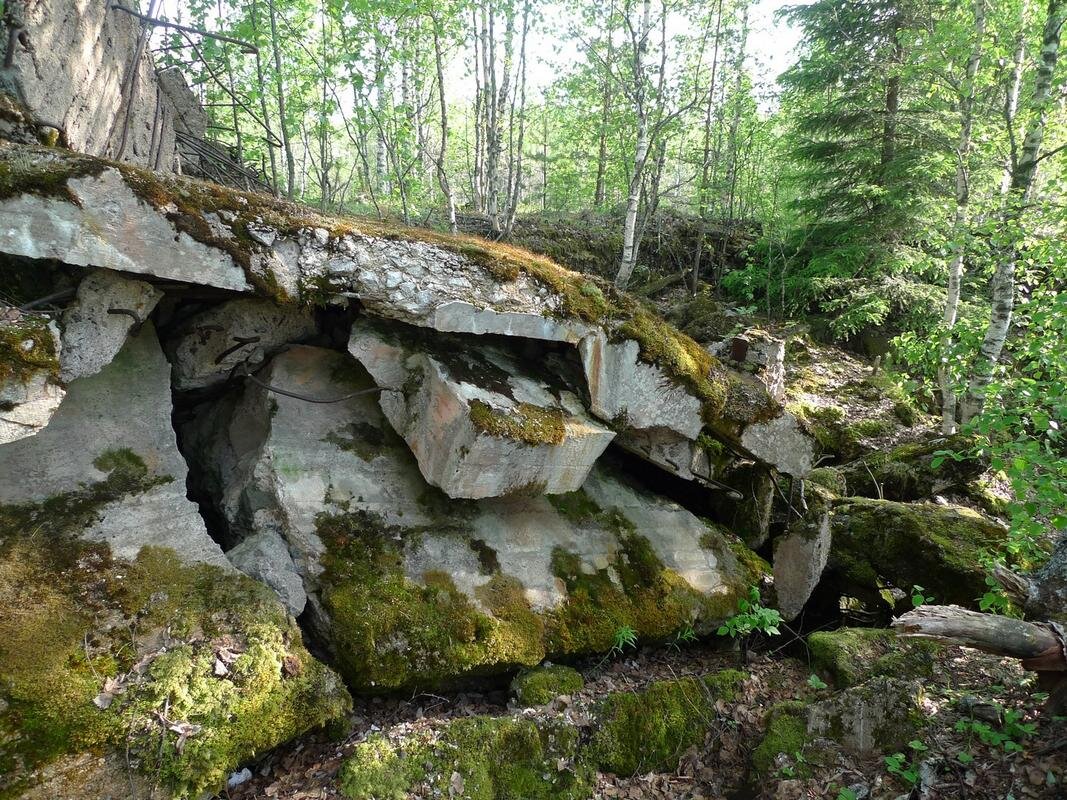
[511,665,585,706]
[836,435,984,501]
[0,458,350,799]
[0,145,747,427]
[829,497,1005,608]
[338,715,593,800]
[751,701,812,776]
[468,399,566,446]
[808,628,940,688]
[587,670,746,776]
[0,315,59,387]
[316,504,756,693]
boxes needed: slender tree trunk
[374,46,389,195]
[940,0,986,435]
[1001,1,1029,194]
[594,1,616,208]
[962,0,1065,422]
[690,0,725,294]
[504,0,531,237]
[615,0,653,290]
[431,11,457,233]
[471,3,484,210]
[267,0,296,198]
[250,0,279,194]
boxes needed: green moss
[847,418,894,440]
[587,673,742,776]
[787,400,848,455]
[836,435,982,501]
[338,715,593,800]
[702,668,747,702]
[0,315,59,386]
[317,510,544,692]
[0,147,103,204]
[0,536,350,799]
[830,497,1006,607]
[808,628,939,688]
[546,488,603,523]
[468,399,566,446]
[614,305,728,423]
[751,701,811,775]
[806,467,846,495]
[511,665,585,706]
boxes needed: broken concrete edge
[0,143,791,448]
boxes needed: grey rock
[0,166,251,291]
[0,324,227,568]
[227,532,307,616]
[6,0,188,168]
[0,316,64,444]
[349,317,615,499]
[773,498,832,620]
[59,269,163,382]
[579,331,704,439]
[806,677,924,754]
[740,411,815,478]
[168,297,318,390]
[185,345,744,646]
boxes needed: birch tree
[961,0,1066,422]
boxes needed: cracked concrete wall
[2,0,202,169]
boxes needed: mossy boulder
[806,677,925,754]
[587,670,746,776]
[337,715,593,800]
[829,497,1005,608]
[751,701,814,776]
[0,537,350,799]
[511,665,585,706]
[808,628,940,688]
[836,435,985,501]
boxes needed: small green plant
[978,575,1013,615]
[807,673,828,690]
[836,788,859,800]
[910,584,934,607]
[717,586,782,664]
[667,622,697,651]
[957,750,974,765]
[885,752,919,786]
[609,624,638,656]
[955,707,1036,752]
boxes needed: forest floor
[218,639,1065,800]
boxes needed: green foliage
[716,586,781,639]
[610,625,638,656]
[955,708,1037,753]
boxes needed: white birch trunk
[962,0,1065,422]
[939,0,986,435]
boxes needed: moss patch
[829,497,1005,608]
[338,715,593,800]
[0,315,59,387]
[808,628,939,688]
[0,482,350,800]
[468,399,566,446]
[317,510,545,693]
[751,701,812,776]
[587,671,746,776]
[836,435,983,501]
[511,665,585,706]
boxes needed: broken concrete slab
[349,317,615,499]
[0,312,64,444]
[740,411,815,478]
[168,297,318,390]
[579,331,704,439]
[709,328,786,404]
[0,323,227,568]
[0,164,251,291]
[227,531,307,616]
[773,488,833,621]
[183,344,760,689]
[59,268,163,382]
